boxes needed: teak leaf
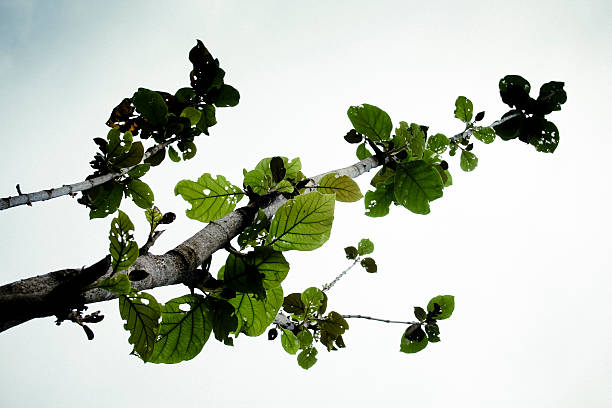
[317,173,363,202]
[174,173,244,222]
[394,161,444,215]
[267,192,335,251]
[229,286,283,337]
[109,210,139,273]
[149,294,212,364]
[347,104,392,142]
[119,292,161,361]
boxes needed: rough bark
[0,155,384,332]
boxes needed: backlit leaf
[394,160,443,215]
[125,179,154,209]
[472,127,496,144]
[427,295,455,320]
[174,173,244,222]
[347,104,392,142]
[119,292,161,361]
[109,210,139,272]
[149,294,212,364]
[460,151,478,172]
[267,192,335,251]
[96,274,131,295]
[133,88,168,127]
[297,347,318,369]
[229,286,283,337]
[426,133,450,154]
[454,96,473,123]
[317,173,363,202]
[357,238,374,255]
[281,329,300,355]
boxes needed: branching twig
[341,314,416,325]
[0,137,179,211]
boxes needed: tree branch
[341,314,416,325]
[0,155,385,332]
[450,112,522,143]
[0,138,177,211]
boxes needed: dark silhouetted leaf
[283,293,305,315]
[133,88,168,127]
[125,179,154,209]
[499,75,533,111]
[344,246,358,259]
[344,129,363,144]
[536,81,566,114]
[360,257,377,273]
[414,306,427,322]
[475,111,485,121]
[270,156,286,183]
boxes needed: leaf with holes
[394,160,443,215]
[149,294,212,364]
[357,238,374,255]
[125,179,154,209]
[224,247,289,295]
[454,96,473,123]
[109,210,139,273]
[347,104,392,142]
[229,286,283,337]
[96,274,131,295]
[133,88,168,127]
[281,329,300,355]
[254,157,302,182]
[174,173,244,222]
[267,192,335,251]
[365,180,394,218]
[145,206,163,229]
[460,151,478,172]
[427,295,455,320]
[297,347,318,369]
[472,127,496,144]
[119,292,161,361]
[316,173,363,202]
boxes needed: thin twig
[139,230,165,256]
[342,314,417,325]
[323,259,359,292]
[0,137,178,211]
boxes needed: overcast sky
[0,1,610,407]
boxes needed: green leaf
[460,151,478,172]
[274,180,294,193]
[229,286,283,337]
[109,210,139,272]
[414,306,427,322]
[283,293,305,315]
[144,146,166,167]
[297,329,313,349]
[206,298,238,344]
[357,238,374,255]
[89,181,123,219]
[360,257,377,273]
[174,173,244,222]
[425,322,441,343]
[254,157,302,182]
[347,104,392,142]
[237,209,269,249]
[243,169,270,195]
[317,173,363,202]
[356,142,372,160]
[297,347,318,369]
[407,123,426,159]
[281,329,300,355]
[106,128,123,158]
[472,127,496,144]
[168,145,181,162]
[145,206,163,228]
[125,179,154,209]
[364,180,394,218]
[175,87,196,104]
[393,121,409,149]
[133,88,168,127]
[319,311,349,337]
[127,163,151,179]
[427,295,455,320]
[370,167,395,188]
[113,141,144,169]
[223,247,289,295]
[96,274,131,295]
[181,141,197,160]
[180,106,202,126]
[149,294,212,364]
[400,328,428,354]
[394,160,444,215]
[119,292,161,361]
[301,287,324,314]
[454,96,473,123]
[196,104,217,134]
[213,84,240,107]
[427,133,450,154]
[267,192,335,251]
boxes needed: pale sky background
[0,1,610,407]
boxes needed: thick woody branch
[0,139,176,211]
[0,155,384,332]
